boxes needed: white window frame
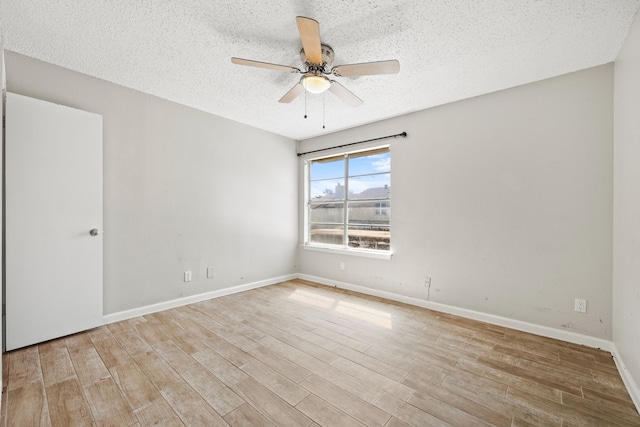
[303,146,392,260]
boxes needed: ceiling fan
[231,16,400,107]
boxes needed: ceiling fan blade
[332,60,400,77]
[328,81,363,107]
[296,16,322,64]
[231,57,300,73]
[278,83,304,103]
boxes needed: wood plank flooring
[2,279,639,426]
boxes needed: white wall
[5,51,298,315]
[613,8,640,400]
[1,39,5,388]
[299,64,614,339]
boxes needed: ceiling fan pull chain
[304,90,308,119]
[322,92,326,129]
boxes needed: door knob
[89,229,103,236]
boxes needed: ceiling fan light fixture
[302,74,331,94]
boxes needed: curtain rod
[297,132,407,157]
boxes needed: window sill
[302,244,393,260]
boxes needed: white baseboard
[100,271,639,414]
[298,274,613,351]
[611,346,640,414]
[298,273,640,413]
[102,274,297,325]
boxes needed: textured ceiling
[1,1,639,140]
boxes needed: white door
[1,41,5,355]
[5,92,103,351]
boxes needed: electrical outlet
[207,267,215,278]
[340,262,345,271]
[424,276,431,287]
[574,298,587,313]
[184,271,192,282]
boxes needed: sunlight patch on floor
[289,288,336,309]
[335,300,393,329]
[289,288,392,329]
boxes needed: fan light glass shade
[302,75,331,94]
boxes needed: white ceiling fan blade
[231,57,301,73]
[296,16,322,64]
[279,83,304,103]
[328,81,363,107]
[332,60,400,77]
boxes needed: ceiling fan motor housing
[300,44,334,72]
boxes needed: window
[306,147,391,252]
[374,202,389,216]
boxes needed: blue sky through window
[310,151,390,199]
[310,152,390,180]
[349,152,390,176]
[310,158,344,180]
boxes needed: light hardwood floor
[2,279,639,426]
